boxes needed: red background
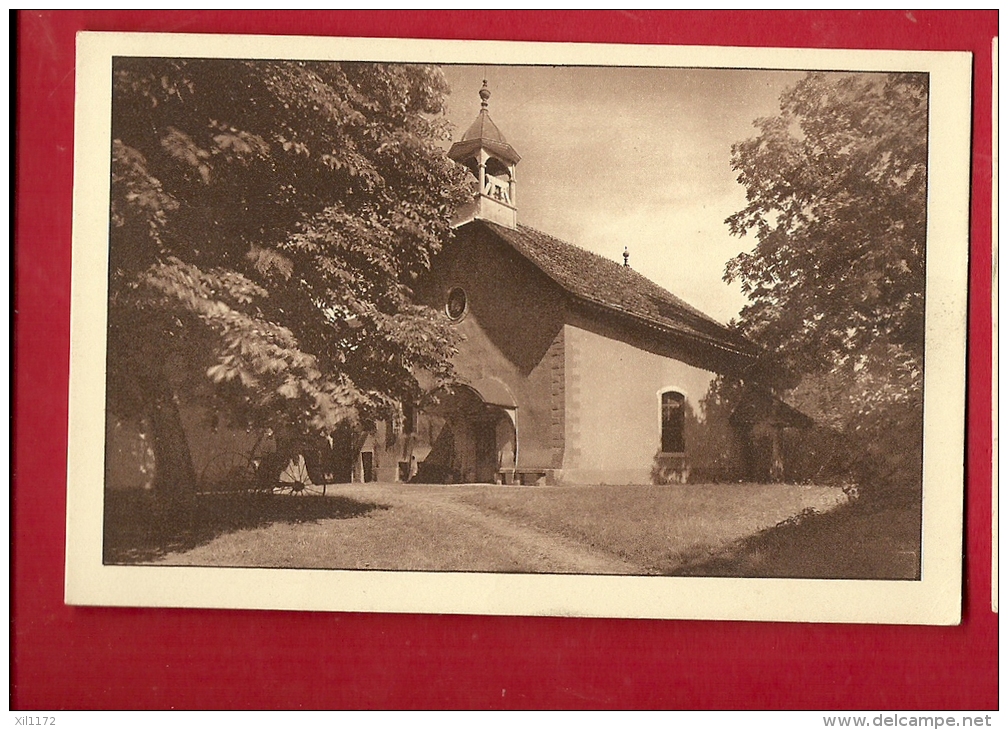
[12,11,998,709]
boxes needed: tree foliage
[108,59,471,492]
[724,72,929,490]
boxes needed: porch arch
[420,381,518,484]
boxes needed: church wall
[104,404,271,492]
[414,227,568,477]
[561,321,719,485]
[361,420,411,483]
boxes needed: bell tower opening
[448,80,521,229]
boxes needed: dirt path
[155,483,645,573]
[337,483,645,574]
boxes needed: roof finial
[623,246,630,268]
[479,79,491,110]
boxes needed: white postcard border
[65,32,972,624]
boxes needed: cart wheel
[199,451,257,493]
[275,454,327,496]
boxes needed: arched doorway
[420,382,517,484]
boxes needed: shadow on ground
[672,491,922,580]
[103,490,386,564]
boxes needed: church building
[105,81,792,495]
[362,82,760,486]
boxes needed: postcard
[65,32,971,623]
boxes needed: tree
[108,59,471,498]
[724,72,929,491]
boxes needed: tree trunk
[149,381,196,503]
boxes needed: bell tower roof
[448,80,521,166]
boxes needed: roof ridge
[514,223,730,328]
[515,222,600,256]
[474,220,755,359]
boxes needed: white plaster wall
[562,323,716,484]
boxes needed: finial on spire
[479,79,491,110]
[623,246,630,268]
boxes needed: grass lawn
[452,482,850,574]
[100,480,901,577]
[103,490,383,564]
[677,492,922,579]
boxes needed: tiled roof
[448,111,521,165]
[475,220,757,359]
[462,109,509,145]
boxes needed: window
[661,390,685,454]
[446,287,468,321]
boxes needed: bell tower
[448,80,521,229]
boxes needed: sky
[439,65,805,324]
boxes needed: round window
[446,287,468,321]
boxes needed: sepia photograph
[65,33,971,622]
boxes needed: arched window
[660,390,686,454]
[484,156,511,179]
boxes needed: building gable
[465,219,756,375]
